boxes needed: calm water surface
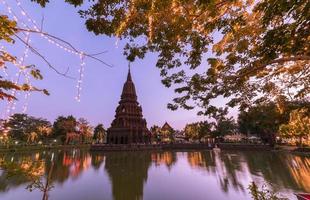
[0,149,309,200]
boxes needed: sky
[0,0,216,129]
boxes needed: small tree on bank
[93,124,106,144]
[184,121,212,142]
[279,109,310,147]
[3,113,51,143]
[212,117,237,139]
[52,115,77,143]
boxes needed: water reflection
[186,151,310,194]
[151,151,177,169]
[105,152,151,200]
[0,150,309,200]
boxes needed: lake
[0,149,309,200]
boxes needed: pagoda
[107,66,151,144]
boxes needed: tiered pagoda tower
[107,67,151,144]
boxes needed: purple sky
[0,0,231,130]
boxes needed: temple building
[107,67,151,144]
[161,122,174,133]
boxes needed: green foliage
[93,124,106,143]
[52,115,77,138]
[0,15,48,101]
[184,121,212,142]
[279,108,310,146]
[238,101,310,144]
[11,0,310,118]
[0,15,16,42]
[248,182,288,200]
[47,0,309,117]
[30,69,44,80]
[78,118,93,143]
[238,103,282,142]
[4,113,51,142]
[212,117,237,138]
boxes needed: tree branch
[15,27,113,68]
[14,34,76,79]
[239,55,310,77]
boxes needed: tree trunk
[299,136,303,147]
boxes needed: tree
[93,124,106,144]
[184,121,211,142]
[37,125,52,138]
[52,115,77,139]
[3,113,51,142]
[238,103,283,144]
[3,0,308,119]
[238,101,310,144]
[77,118,93,143]
[212,117,237,138]
[279,108,310,147]
[31,0,309,118]
[150,125,161,143]
[198,121,212,142]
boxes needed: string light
[5,33,31,118]
[75,54,86,102]
[13,0,90,102]
[0,45,11,120]
[0,45,9,78]
[22,66,32,113]
[2,0,92,105]
[13,0,82,56]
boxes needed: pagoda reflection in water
[0,150,309,200]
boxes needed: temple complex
[107,67,151,144]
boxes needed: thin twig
[16,27,113,68]
[14,34,76,79]
[40,14,44,32]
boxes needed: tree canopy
[3,113,51,141]
[184,121,212,141]
[52,115,77,138]
[279,108,310,146]
[212,117,237,138]
[40,0,310,117]
[238,100,310,143]
[93,124,106,143]
[2,0,309,118]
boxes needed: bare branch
[15,27,113,68]
[40,14,44,32]
[14,34,76,79]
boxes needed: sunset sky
[0,0,228,129]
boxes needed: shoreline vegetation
[0,144,90,153]
[0,143,309,155]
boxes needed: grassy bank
[0,144,91,152]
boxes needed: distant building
[161,122,174,133]
[174,130,187,143]
[160,122,175,143]
[107,67,151,144]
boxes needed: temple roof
[162,122,174,132]
[121,68,137,101]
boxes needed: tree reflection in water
[186,150,310,194]
[0,150,309,200]
[187,151,246,193]
[0,149,92,200]
[0,152,53,200]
